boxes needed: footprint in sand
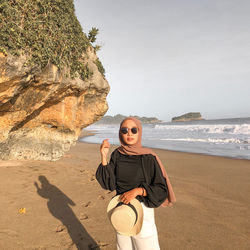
[98,195,105,200]
[79,213,88,220]
[84,201,91,207]
[89,175,96,182]
[56,225,65,233]
[97,241,109,247]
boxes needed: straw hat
[107,195,144,236]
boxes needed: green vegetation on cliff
[0,0,105,79]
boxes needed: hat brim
[107,195,143,236]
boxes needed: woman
[96,117,176,250]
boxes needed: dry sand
[0,140,250,250]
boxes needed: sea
[80,117,250,160]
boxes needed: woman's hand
[100,139,110,165]
[120,188,143,204]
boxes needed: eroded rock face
[0,47,109,160]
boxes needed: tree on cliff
[0,0,105,79]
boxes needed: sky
[74,0,250,122]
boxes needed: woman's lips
[127,137,134,141]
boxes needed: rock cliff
[0,0,109,160]
[171,112,204,122]
[0,49,109,161]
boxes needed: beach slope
[0,142,249,249]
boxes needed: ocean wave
[87,124,119,131]
[154,124,250,135]
[160,137,250,144]
[81,123,250,159]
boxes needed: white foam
[86,124,119,131]
[160,137,250,144]
[154,124,250,135]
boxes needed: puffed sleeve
[140,155,169,208]
[95,150,117,191]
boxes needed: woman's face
[120,119,139,145]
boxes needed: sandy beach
[0,140,250,250]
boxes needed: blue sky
[74,0,250,122]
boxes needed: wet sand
[0,141,250,249]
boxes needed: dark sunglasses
[120,127,138,135]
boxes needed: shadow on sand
[34,175,100,250]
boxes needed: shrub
[0,0,104,80]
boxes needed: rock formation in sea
[0,0,109,160]
[171,112,204,122]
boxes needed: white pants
[116,203,160,250]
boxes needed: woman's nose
[127,129,132,136]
